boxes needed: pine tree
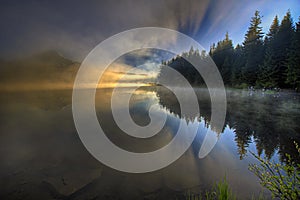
[276,10,295,87]
[286,17,300,90]
[231,44,245,86]
[257,15,280,88]
[210,32,234,85]
[242,10,265,86]
[267,15,279,38]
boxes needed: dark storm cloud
[0,0,209,61]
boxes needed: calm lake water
[0,87,299,199]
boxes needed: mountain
[0,50,80,90]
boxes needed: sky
[0,0,299,62]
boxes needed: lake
[0,87,299,199]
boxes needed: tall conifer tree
[286,17,300,90]
[276,10,294,87]
[242,11,264,85]
[257,15,280,88]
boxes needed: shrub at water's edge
[249,141,300,200]
[184,141,299,200]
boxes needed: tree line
[159,10,300,90]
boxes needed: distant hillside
[0,51,80,90]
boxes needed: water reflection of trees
[155,87,300,164]
[154,86,212,125]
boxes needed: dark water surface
[0,87,299,199]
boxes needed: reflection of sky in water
[124,88,266,198]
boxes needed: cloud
[0,0,209,61]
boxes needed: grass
[184,176,236,200]
[214,176,236,200]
